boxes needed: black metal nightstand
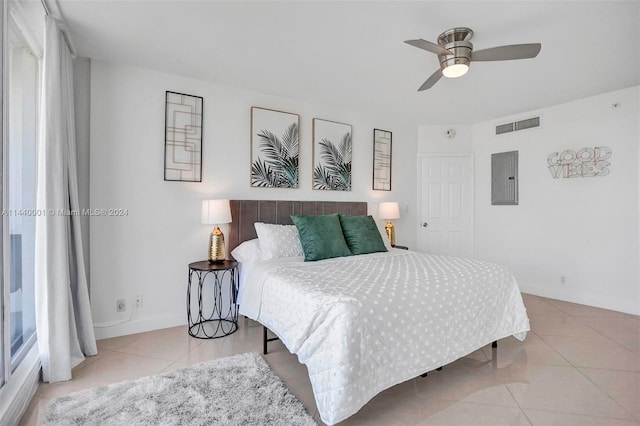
[392,245,409,250]
[187,260,239,339]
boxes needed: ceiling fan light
[442,63,469,78]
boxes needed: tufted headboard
[228,200,368,252]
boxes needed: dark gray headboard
[228,200,368,252]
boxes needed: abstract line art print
[164,91,203,182]
[373,129,392,191]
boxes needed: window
[1,9,39,386]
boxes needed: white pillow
[231,238,262,264]
[254,222,304,260]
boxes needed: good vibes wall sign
[547,146,611,179]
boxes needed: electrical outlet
[117,299,126,312]
[135,294,143,308]
[560,275,566,284]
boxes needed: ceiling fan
[405,27,541,91]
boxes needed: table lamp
[201,199,232,263]
[378,201,400,246]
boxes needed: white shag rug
[43,352,317,426]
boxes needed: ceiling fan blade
[405,39,453,56]
[472,43,541,61]
[418,69,443,91]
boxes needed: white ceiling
[57,0,640,125]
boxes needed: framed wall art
[312,118,352,191]
[373,129,392,191]
[250,107,300,188]
[164,91,203,182]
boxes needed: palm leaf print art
[313,132,352,191]
[251,122,299,188]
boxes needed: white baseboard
[0,345,41,425]
[93,313,187,340]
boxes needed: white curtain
[35,15,97,383]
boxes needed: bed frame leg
[263,326,268,355]
[420,367,443,378]
[262,325,281,355]
[492,340,498,349]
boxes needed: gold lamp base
[208,226,226,263]
[385,220,396,246]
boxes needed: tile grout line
[504,388,534,425]
[526,298,639,423]
[572,365,639,422]
[529,296,640,369]
[492,341,535,426]
[531,331,577,367]
[535,328,640,371]
[546,298,640,322]
[535,297,640,423]
[523,407,640,424]
[112,349,195,363]
[546,300,640,345]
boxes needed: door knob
[422,222,429,228]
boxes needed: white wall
[89,60,418,338]
[472,86,639,314]
[418,124,472,153]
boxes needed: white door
[417,154,474,257]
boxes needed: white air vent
[496,116,541,135]
[496,123,514,135]
[515,116,540,131]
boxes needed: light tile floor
[20,294,640,425]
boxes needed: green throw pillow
[291,214,352,261]
[338,215,388,255]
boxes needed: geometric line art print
[373,128,392,191]
[164,91,203,182]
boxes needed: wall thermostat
[445,129,456,139]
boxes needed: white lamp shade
[201,199,232,224]
[379,202,400,220]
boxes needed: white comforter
[239,250,530,425]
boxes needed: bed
[229,200,530,425]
